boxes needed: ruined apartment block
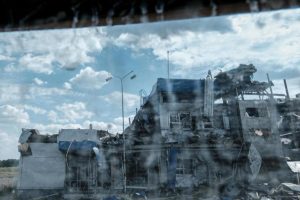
[17,64,300,199]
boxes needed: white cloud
[23,105,47,115]
[0,54,13,61]
[111,9,300,78]
[0,82,77,104]
[113,116,126,125]
[29,86,68,97]
[0,131,18,159]
[102,91,139,109]
[69,67,111,89]
[0,28,108,73]
[51,28,108,70]
[19,53,54,74]
[113,114,136,128]
[63,82,72,90]
[0,105,30,125]
[0,84,25,103]
[33,77,47,86]
[114,33,140,48]
[54,102,93,123]
[3,63,18,73]
[47,110,59,123]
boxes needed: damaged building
[16,64,300,199]
[17,128,111,199]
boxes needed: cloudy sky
[0,9,300,160]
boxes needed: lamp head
[106,77,113,82]
[130,74,136,80]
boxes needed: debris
[132,191,147,200]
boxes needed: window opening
[176,157,193,175]
[169,112,191,130]
[245,108,259,117]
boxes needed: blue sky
[0,9,300,159]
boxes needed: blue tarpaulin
[157,78,204,94]
[58,140,98,156]
[103,196,120,200]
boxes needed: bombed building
[16,64,300,199]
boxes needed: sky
[0,9,300,160]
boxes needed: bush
[0,177,15,194]
[0,159,18,168]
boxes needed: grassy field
[0,167,18,195]
[0,167,18,178]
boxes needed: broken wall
[18,143,65,190]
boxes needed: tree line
[0,159,19,167]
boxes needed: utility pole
[106,70,136,193]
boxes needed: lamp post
[167,50,170,79]
[106,70,136,193]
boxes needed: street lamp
[106,70,136,193]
